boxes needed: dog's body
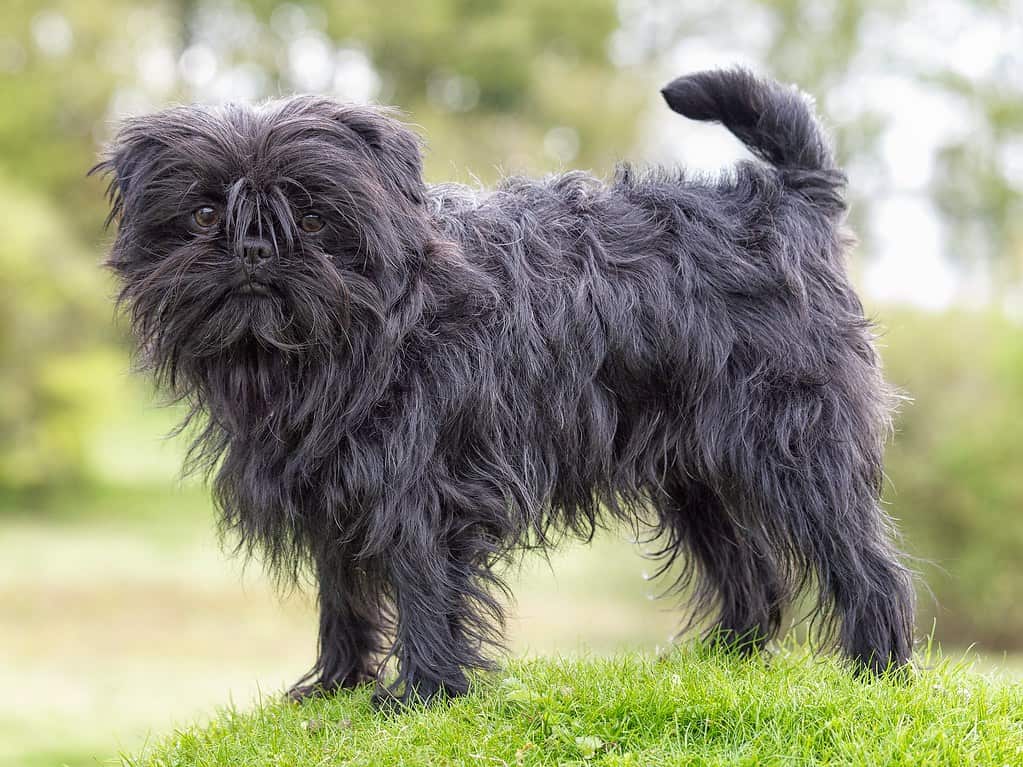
[97,69,915,706]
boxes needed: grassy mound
[124,648,1022,766]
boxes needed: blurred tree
[168,0,646,178]
[0,0,136,241]
[323,0,645,176]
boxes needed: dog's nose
[237,238,273,270]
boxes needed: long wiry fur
[95,68,915,706]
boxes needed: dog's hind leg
[655,476,787,653]
[693,382,916,673]
[790,438,917,674]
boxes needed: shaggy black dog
[95,69,915,707]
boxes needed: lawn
[124,649,1023,767]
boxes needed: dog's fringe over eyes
[95,68,916,707]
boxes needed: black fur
[95,68,915,707]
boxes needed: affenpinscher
[95,69,915,707]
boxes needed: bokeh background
[1,0,1022,765]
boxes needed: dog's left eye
[299,213,324,233]
[193,205,220,229]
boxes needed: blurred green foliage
[315,0,644,173]
[0,172,119,491]
[882,309,1023,648]
[0,0,1020,651]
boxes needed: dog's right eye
[299,213,325,234]
[193,206,220,229]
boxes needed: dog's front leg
[371,517,503,709]
[288,549,384,702]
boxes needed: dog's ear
[90,119,164,228]
[335,106,427,206]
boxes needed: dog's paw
[288,681,335,703]
[370,674,468,711]
[287,670,375,703]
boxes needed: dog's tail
[661,68,844,209]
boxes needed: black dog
[96,69,915,707]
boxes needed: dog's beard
[119,239,353,388]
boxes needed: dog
[95,68,915,707]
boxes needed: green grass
[124,648,1023,767]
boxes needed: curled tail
[661,68,844,210]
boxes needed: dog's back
[426,69,862,510]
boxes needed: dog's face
[97,97,427,381]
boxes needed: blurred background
[1,0,1021,765]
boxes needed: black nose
[237,238,273,270]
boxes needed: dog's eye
[193,205,220,229]
[299,213,324,233]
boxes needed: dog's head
[95,97,429,384]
